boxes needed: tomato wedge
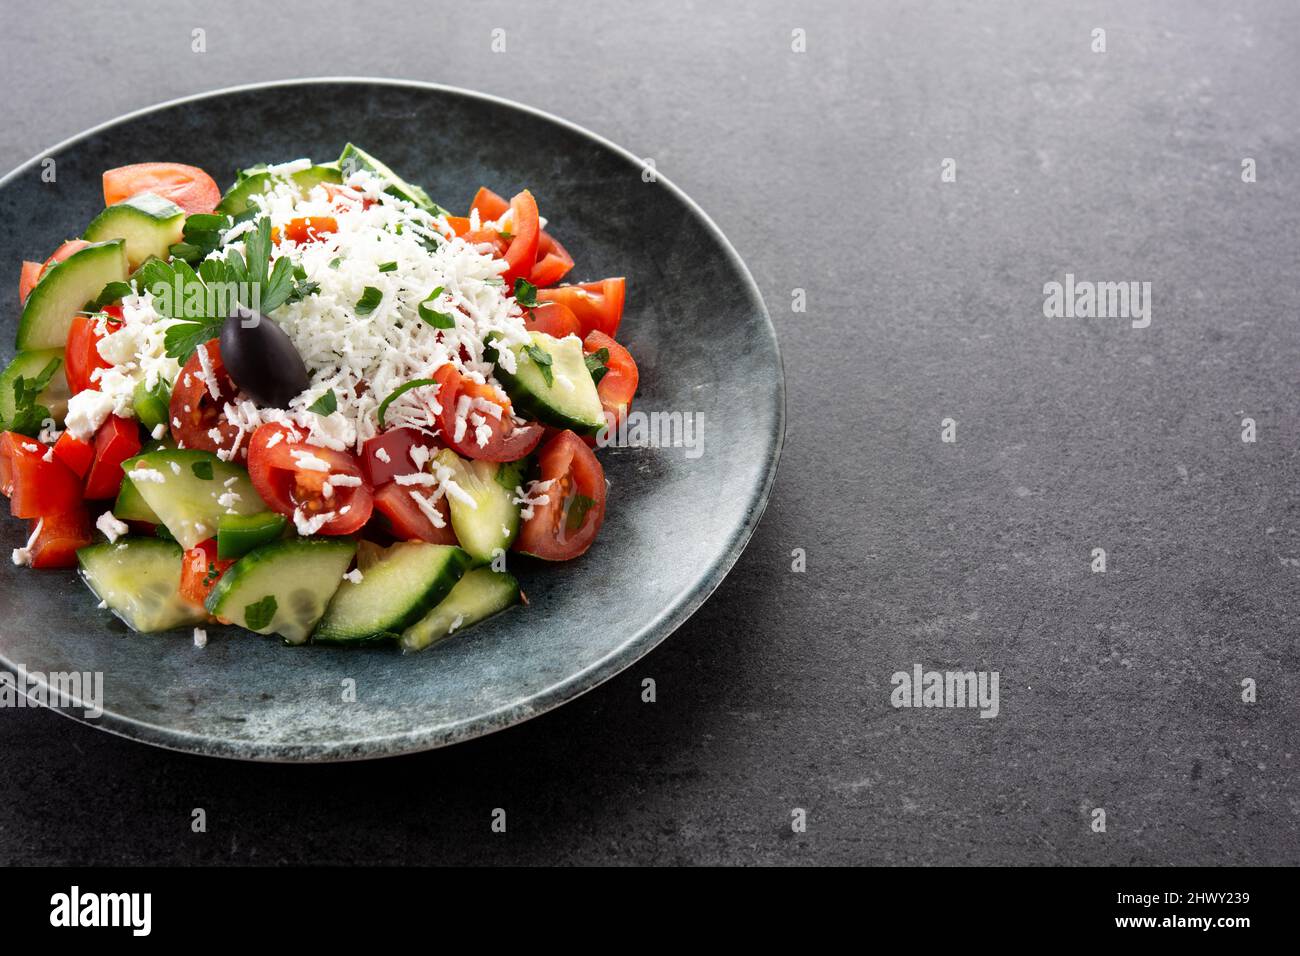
[102,162,221,215]
[361,427,438,487]
[523,301,582,338]
[169,340,246,462]
[18,261,41,303]
[21,240,91,304]
[470,187,510,221]
[583,331,639,426]
[65,309,121,394]
[27,508,93,569]
[440,216,472,238]
[84,415,142,500]
[537,278,626,338]
[501,190,540,289]
[432,364,543,462]
[0,432,83,519]
[530,233,575,287]
[273,216,338,244]
[247,423,373,535]
[513,430,607,560]
[180,538,234,606]
[372,481,458,545]
[52,431,95,478]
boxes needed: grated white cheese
[344,568,364,584]
[193,627,208,648]
[373,447,391,463]
[11,519,42,566]
[127,467,167,484]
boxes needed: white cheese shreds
[292,508,335,536]
[513,478,555,520]
[193,628,208,648]
[374,447,391,464]
[127,467,167,484]
[95,511,130,543]
[290,449,331,472]
[344,568,364,584]
[11,519,42,566]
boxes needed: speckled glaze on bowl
[0,78,784,761]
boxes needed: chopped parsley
[565,494,596,532]
[377,261,398,273]
[4,356,62,436]
[355,286,383,316]
[584,347,611,386]
[191,460,214,480]
[243,595,278,631]
[513,277,539,308]
[524,343,554,386]
[418,287,454,329]
[307,390,338,416]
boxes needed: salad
[0,146,638,650]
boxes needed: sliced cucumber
[119,448,264,548]
[113,476,161,524]
[215,162,343,216]
[216,511,286,560]
[77,538,206,633]
[400,568,521,653]
[205,537,356,644]
[131,376,172,431]
[434,449,525,564]
[0,348,69,430]
[314,542,470,644]
[17,241,128,350]
[338,143,444,214]
[491,332,605,435]
[83,193,185,271]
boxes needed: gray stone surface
[1,0,1296,864]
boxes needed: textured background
[2,0,1297,864]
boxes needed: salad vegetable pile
[0,147,637,650]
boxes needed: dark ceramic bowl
[0,79,783,760]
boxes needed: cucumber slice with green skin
[113,476,161,524]
[400,568,521,653]
[215,162,343,216]
[314,542,470,644]
[0,348,69,430]
[131,377,172,432]
[490,332,605,435]
[77,538,206,633]
[216,511,287,560]
[17,241,128,350]
[205,537,357,644]
[82,193,185,271]
[434,449,526,565]
[337,144,445,214]
[119,448,264,548]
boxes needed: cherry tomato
[361,427,438,487]
[27,508,92,569]
[432,364,543,462]
[537,278,626,338]
[169,339,246,462]
[18,261,41,303]
[272,216,338,244]
[372,481,458,545]
[180,538,234,607]
[102,162,221,214]
[247,423,373,535]
[0,432,83,519]
[513,430,607,561]
[52,431,95,478]
[64,308,121,394]
[523,301,582,338]
[440,216,472,238]
[84,415,142,500]
[583,331,639,426]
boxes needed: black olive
[220,306,310,409]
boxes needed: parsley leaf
[513,277,539,307]
[191,460,214,480]
[418,287,454,329]
[307,390,338,416]
[5,356,62,436]
[584,347,611,386]
[329,257,342,270]
[524,343,554,386]
[243,595,278,631]
[92,280,134,309]
[377,261,398,273]
[355,286,383,316]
